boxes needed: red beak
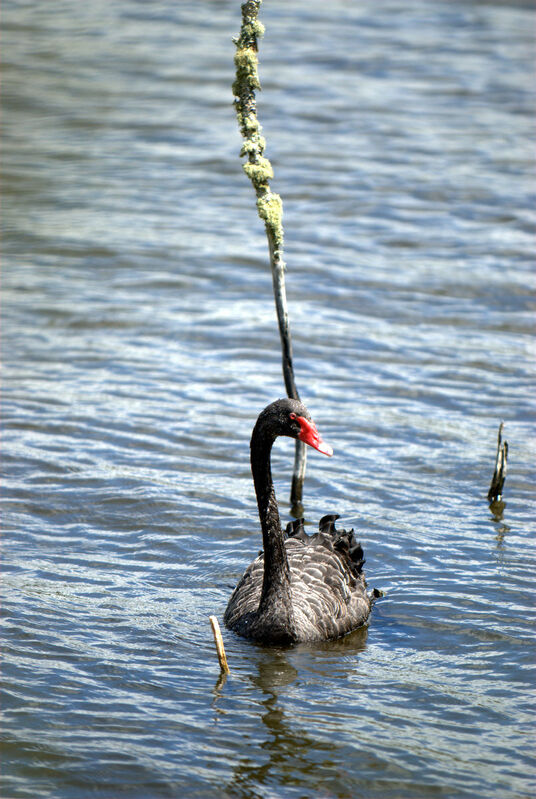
[295,415,333,457]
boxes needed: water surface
[2,1,535,798]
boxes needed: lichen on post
[233,0,306,514]
[233,2,282,254]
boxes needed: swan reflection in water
[213,627,369,796]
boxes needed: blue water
[2,1,535,798]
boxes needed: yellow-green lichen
[238,112,260,136]
[257,193,284,244]
[233,47,260,91]
[240,137,266,157]
[234,3,283,248]
[241,19,265,41]
[243,157,274,185]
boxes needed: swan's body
[224,398,375,645]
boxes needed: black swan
[224,398,376,645]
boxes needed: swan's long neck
[250,427,292,618]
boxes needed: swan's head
[257,398,333,457]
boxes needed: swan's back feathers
[320,514,365,575]
[288,514,365,577]
[224,515,373,643]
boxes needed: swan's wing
[286,535,371,640]
[223,553,264,629]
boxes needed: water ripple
[2,1,535,799]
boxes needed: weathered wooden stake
[487,422,508,504]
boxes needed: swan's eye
[289,412,297,421]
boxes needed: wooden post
[232,0,306,514]
[488,422,508,519]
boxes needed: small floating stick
[209,615,230,674]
